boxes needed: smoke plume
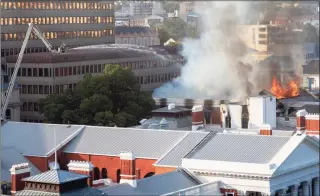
[153,2,261,100]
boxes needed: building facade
[115,26,160,46]
[5,45,183,122]
[1,69,20,121]
[0,0,115,57]
[132,1,153,16]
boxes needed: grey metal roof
[1,121,84,157]
[115,26,153,35]
[64,126,188,159]
[99,184,142,196]
[136,169,200,195]
[276,117,297,130]
[23,169,88,184]
[186,134,291,164]
[141,116,192,130]
[1,147,41,182]
[16,187,104,196]
[155,132,209,167]
[100,169,200,196]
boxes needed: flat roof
[6,45,182,64]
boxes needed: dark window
[93,167,100,180]
[33,68,38,77]
[5,109,11,120]
[101,168,108,179]
[144,172,155,178]
[39,68,43,77]
[22,68,26,76]
[44,68,49,77]
[27,68,32,76]
[116,169,121,183]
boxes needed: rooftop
[99,169,201,195]
[1,147,40,182]
[23,169,88,185]
[1,121,84,157]
[6,45,182,64]
[63,126,193,159]
[185,133,291,164]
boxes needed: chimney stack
[67,160,94,187]
[192,105,204,131]
[296,109,307,131]
[305,113,320,138]
[119,151,137,188]
[260,124,272,135]
[10,163,31,195]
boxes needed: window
[258,27,266,32]
[258,41,266,45]
[258,34,266,38]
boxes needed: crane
[1,23,66,119]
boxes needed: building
[1,69,20,121]
[132,1,153,16]
[0,1,115,57]
[302,59,319,91]
[145,15,164,26]
[4,45,183,122]
[115,14,149,27]
[2,108,319,195]
[179,2,194,22]
[115,26,160,46]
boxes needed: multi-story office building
[1,69,20,121]
[115,26,160,46]
[132,1,153,16]
[0,1,115,57]
[5,45,183,122]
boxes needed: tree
[155,18,187,44]
[161,1,179,13]
[39,64,156,127]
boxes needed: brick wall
[155,166,177,174]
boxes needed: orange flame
[271,76,299,99]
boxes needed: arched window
[93,167,100,180]
[116,169,121,183]
[144,172,155,178]
[5,109,11,120]
[101,168,108,179]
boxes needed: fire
[271,76,299,99]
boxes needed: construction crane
[1,23,66,120]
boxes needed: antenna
[53,127,58,170]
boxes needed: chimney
[10,163,31,194]
[119,151,137,188]
[192,105,204,131]
[260,124,272,135]
[67,160,94,187]
[296,109,307,131]
[305,113,320,137]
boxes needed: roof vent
[168,103,175,110]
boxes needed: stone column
[313,178,319,196]
[291,184,299,196]
[302,180,312,196]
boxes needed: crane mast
[1,23,66,119]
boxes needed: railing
[161,181,221,196]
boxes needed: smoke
[153,2,260,100]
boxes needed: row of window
[18,72,179,96]
[20,118,43,123]
[136,72,179,85]
[1,44,90,56]
[1,16,114,25]
[20,83,77,95]
[1,29,114,41]
[1,1,113,10]
[7,60,179,78]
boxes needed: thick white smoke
[153,2,258,100]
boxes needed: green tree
[302,23,319,43]
[39,64,155,127]
[161,1,179,13]
[155,18,187,44]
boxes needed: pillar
[290,184,299,196]
[302,180,312,196]
[192,105,204,131]
[119,151,137,188]
[10,163,31,195]
[314,177,319,196]
[67,160,94,187]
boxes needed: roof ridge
[179,168,202,185]
[184,131,218,159]
[84,125,190,133]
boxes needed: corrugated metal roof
[142,116,192,130]
[16,187,104,196]
[1,122,84,157]
[135,169,200,195]
[1,147,41,182]
[155,132,209,167]
[64,127,188,159]
[23,169,88,184]
[187,134,291,163]
[99,169,200,196]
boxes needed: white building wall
[248,96,276,129]
[228,105,242,128]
